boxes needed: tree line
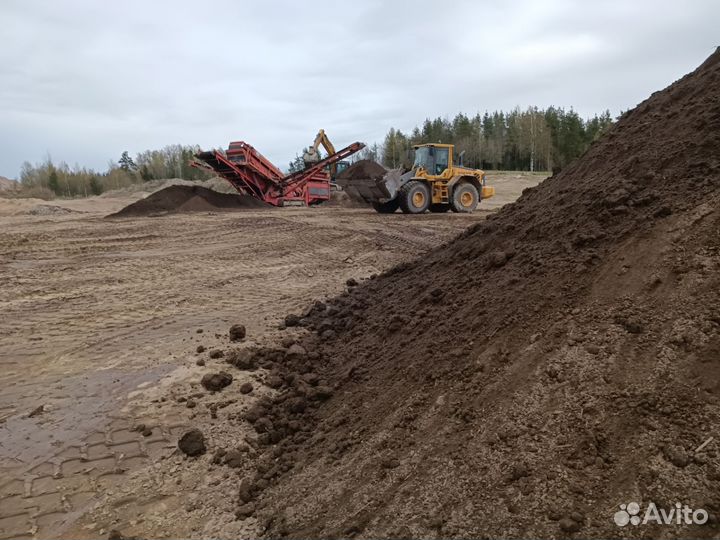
[18,144,214,198]
[15,107,614,199]
[379,107,614,172]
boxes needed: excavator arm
[303,129,341,177]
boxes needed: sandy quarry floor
[0,172,542,539]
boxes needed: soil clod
[201,371,233,392]
[229,324,246,342]
[178,429,206,457]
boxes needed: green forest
[376,106,614,172]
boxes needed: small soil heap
[245,49,720,538]
[108,185,270,217]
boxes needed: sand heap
[108,185,270,217]
[217,50,720,538]
[0,176,16,191]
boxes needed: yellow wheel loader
[338,143,495,214]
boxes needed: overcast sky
[1,0,718,178]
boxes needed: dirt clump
[28,404,44,418]
[177,428,206,456]
[285,343,307,358]
[223,448,245,468]
[284,314,301,327]
[229,324,246,341]
[107,185,270,218]
[200,371,233,392]
[235,502,256,520]
[107,529,141,540]
[226,349,258,370]
[228,49,720,538]
[131,424,153,437]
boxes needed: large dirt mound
[108,185,270,217]
[232,49,720,538]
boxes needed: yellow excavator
[338,143,495,213]
[302,129,350,179]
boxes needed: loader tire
[429,203,450,213]
[372,199,400,214]
[450,182,479,213]
[399,181,431,214]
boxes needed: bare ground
[0,172,541,539]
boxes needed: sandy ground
[0,172,543,539]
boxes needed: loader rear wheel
[429,203,450,213]
[399,181,431,214]
[372,199,400,214]
[450,182,479,213]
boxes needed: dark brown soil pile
[337,159,388,181]
[108,185,270,217]
[223,51,720,538]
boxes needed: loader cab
[413,144,452,177]
[325,160,349,181]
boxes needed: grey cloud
[1,0,718,177]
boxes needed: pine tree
[288,154,305,173]
[118,151,137,172]
[48,167,60,194]
[139,165,153,181]
[89,175,103,195]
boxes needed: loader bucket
[335,160,404,204]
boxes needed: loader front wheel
[372,199,400,214]
[450,182,479,213]
[399,181,431,214]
